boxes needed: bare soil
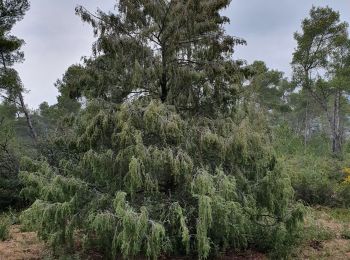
[0,225,46,260]
[295,208,350,259]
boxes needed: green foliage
[246,61,291,114]
[274,124,350,207]
[273,124,304,156]
[74,0,249,114]
[0,0,29,68]
[284,154,337,205]
[17,1,308,259]
[0,103,23,210]
[20,100,303,259]
[292,6,350,155]
[337,184,350,207]
[7,3,350,259]
[0,2,39,208]
[0,214,10,241]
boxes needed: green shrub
[0,171,22,210]
[273,124,304,156]
[274,125,350,207]
[337,184,350,207]
[303,222,335,242]
[0,215,10,241]
[285,155,350,207]
[283,154,339,205]
[20,101,304,259]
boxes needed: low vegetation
[0,215,10,241]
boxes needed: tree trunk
[160,48,168,103]
[304,96,309,150]
[303,70,343,155]
[332,90,341,154]
[18,91,37,141]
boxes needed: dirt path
[0,225,46,260]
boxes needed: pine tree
[0,0,36,141]
[292,6,349,154]
[245,61,291,116]
[75,0,249,115]
[20,1,304,259]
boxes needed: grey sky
[12,0,350,109]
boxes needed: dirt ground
[295,208,350,260]
[0,225,46,260]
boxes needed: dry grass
[0,225,46,260]
[295,207,350,260]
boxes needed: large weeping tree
[20,1,303,259]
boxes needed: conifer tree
[0,0,36,141]
[75,0,249,115]
[245,61,291,114]
[21,1,304,259]
[292,6,349,154]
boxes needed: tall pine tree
[0,0,36,141]
[292,6,349,154]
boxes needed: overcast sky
[12,0,350,109]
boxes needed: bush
[0,215,10,241]
[20,101,304,259]
[274,124,350,207]
[284,154,341,206]
[337,182,350,207]
[0,170,22,210]
[285,154,350,207]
